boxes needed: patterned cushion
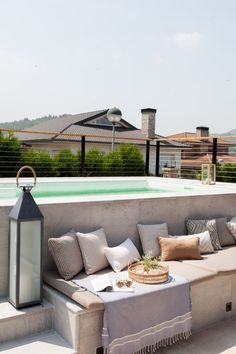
[186,219,222,250]
[170,230,214,254]
[48,231,83,280]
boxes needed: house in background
[16,108,185,175]
[167,126,236,177]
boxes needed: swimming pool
[1,176,235,205]
[1,177,176,199]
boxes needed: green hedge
[0,134,145,177]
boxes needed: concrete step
[0,330,76,353]
[0,299,53,343]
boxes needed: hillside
[0,115,62,130]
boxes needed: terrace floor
[157,316,236,354]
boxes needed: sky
[0,0,236,135]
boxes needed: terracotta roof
[181,154,236,167]
[167,132,235,146]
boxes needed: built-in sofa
[41,194,236,354]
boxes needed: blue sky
[0,0,236,135]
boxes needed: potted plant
[128,252,169,284]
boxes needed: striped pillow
[48,231,84,280]
[186,219,222,250]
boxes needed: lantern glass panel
[9,220,17,304]
[19,220,41,304]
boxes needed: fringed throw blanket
[74,272,191,354]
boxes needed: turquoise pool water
[0,180,175,199]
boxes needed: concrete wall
[1,193,236,297]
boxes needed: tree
[0,131,22,177]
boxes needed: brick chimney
[196,126,209,138]
[141,108,157,139]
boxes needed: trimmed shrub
[103,151,124,176]
[22,149,56,177]
[54,149,78,177]
[117,144,145,176]
[84,149,105,176]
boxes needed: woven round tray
[128,262,169,284]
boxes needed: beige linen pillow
[104,238,140,272]
[137,223,169,257]
[76,228,109,275]
[158,236,201,261]
[48,231,83,280]
[169,230,214,254]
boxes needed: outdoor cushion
[186,218,222,250]
[165,261,217,284]
[216,217,235,246]
[48,230,83,281]
[43,270,104,310]
[158,236,201,261]
[104,238,140,272]
[170,230,214,254]
[182,246,236,274]
[43,261,216,310]
[227,217,236,241]
[137,223,169,257]
[76,228,109,275]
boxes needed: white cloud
[173,32,201,48]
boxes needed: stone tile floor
[156,317,236,354]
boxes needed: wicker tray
[128,262,169,284]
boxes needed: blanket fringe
[131,330,192,354]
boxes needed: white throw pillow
[137,223,169,257]
[170,230,214,254]
[76,228,109,275]
[104,238,140,272]
[227,217,236,240]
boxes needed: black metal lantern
[8,166,43,308]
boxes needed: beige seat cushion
[44,270,104,310]
[182,246,236,274]
[44,261,216,310]
[48,231,83,281]
[164,261,217,284]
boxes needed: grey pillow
[48,230,83,280]
[186,219,222,250]
[76,228,109,275]
[137,223,169,257]
[216,217,235,247]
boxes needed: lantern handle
[16,166,37,188]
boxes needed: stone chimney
[141,108,157,139]
[196,126,209,138]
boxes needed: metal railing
[1,128,236,182]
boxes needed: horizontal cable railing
[1,128,236,182]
